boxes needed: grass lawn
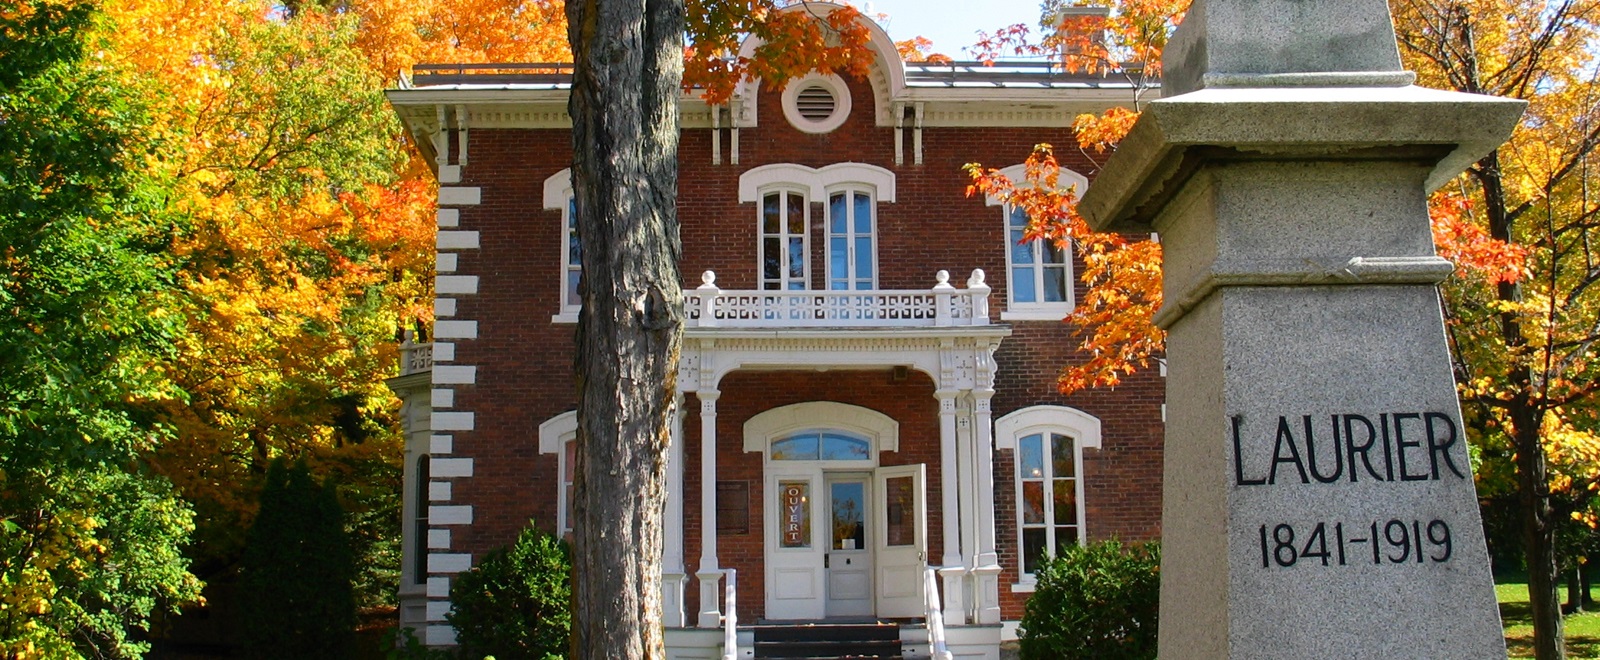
[1499,577,1600,658]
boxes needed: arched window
[761,189,810,290]
[995,405,1102,586]
[770,431,873,461]
[826,188,876,290]
[986,164,1086,321]
[544,169,580,322]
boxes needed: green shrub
[447,522,571,660]
[238,459,358,659]
[1018,539,1160,660]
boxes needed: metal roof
[399,61,1147,91]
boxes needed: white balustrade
[684,270,992,329]
[399,338,433,375]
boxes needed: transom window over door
[761,190,809,290]
[827,190,875,290]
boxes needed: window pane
[563,441,576,480]
[771,435,819,461]
[779,480,812,548]
[830,193,846,233]
[1013,268,1037,303]
[1019,434,1044,478]
[567,272,581,306]
[830,481,865,550]
[1053,479,1076,525]
[819,433,871,461]
[854,237,872,282]
[788,237,806,280]
[1009,206,1028,230]
[830,237,847,281]
[1023,528,1047,574]
[1010,229,1033,264]
[1055,526,1078,552]
[763,237,781,282]
[1022,481,1045,524]
[884,476,914,547]
[764,194,780,234]
[1052,434,1075,478]
[788,193,806,234]
[1043,266,1068,303]
[569,232,582,264]
[1042,240,1066,264]
[853,193,872,234]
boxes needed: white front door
[873,464,927,617]
[825,473,873,617]
[767,470,825,620]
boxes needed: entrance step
[750,622,902,659]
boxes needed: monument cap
[1163,0,1416,96]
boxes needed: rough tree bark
[565,0,686,655]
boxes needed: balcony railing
[399,337,433,375]
[684,269,992,329]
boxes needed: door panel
[767,472,825,619]
[825,475,872,617]
[873,464,927,618]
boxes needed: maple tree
[0,2,201,655]
[1390,1,1600,657]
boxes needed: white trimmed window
[995,405,1102,587]
[987,164,1088,321]
[543,169,579,322]
[739,164,895,291]
[826,188,876,290]
[538,411,579,535]
[761,189,810,290]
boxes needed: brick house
[384,4,1164,657]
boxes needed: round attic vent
[795,85,836,120]
[781,73,851,134]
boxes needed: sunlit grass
[1498,578,1600,658]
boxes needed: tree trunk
[565,0,686,656]
[1568,565,1583,614]
[1481,149,1564,659]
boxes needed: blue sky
[860,0,1046,59]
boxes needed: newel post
[966,269,990,325]
[932,270,955,327]
[696,270,720,328]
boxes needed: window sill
[1000,308,1070,322]
[1010,581,1037,593]
[551,311,579,324]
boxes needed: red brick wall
[441,69,1165,623]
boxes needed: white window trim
[995,405,1101,590]
[823,184,879,290]
[543,169,579,323]
[538,411,579,534]
[781,72,852,134]
[744,401,899,455]
[757,187,812,290]
[986,164,1087,321]
[738,163,896,204]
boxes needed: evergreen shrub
[446,521,571,660]
[1018,539,1160,660]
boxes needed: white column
[663,390,687,627]
[695,391,723,628]
[971,391,1002,624]
[936,389,967,625]
[955,397,978,622]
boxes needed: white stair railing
[722,568,738,660]
[925,567,952,660]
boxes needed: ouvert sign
[1078,0,1525,658]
